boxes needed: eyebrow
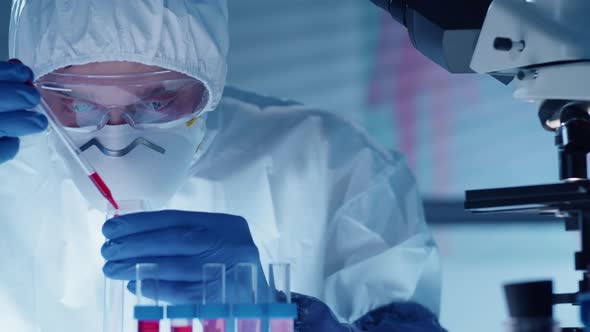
[137,85,168,97]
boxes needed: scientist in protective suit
[0,0,445,331]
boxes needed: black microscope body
[465,101,590,331]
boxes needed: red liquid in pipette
[138,320,160,332]
[89,172,119,209]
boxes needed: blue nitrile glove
[101,210,269,304]
[101,211,447,331]
[293,293,448,332]
[0,60,47,164]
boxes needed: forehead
[55,61,168,76]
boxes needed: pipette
[35,98,119,209]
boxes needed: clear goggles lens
[35,71,209,131]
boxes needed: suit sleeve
[322,149,441,323]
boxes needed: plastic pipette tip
[89,172,119,209]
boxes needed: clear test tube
[167,304,197,332]
[134,263,164,332]
[233,263,264,332]
[200,263,230,332]
[104,200,148,332]
[267,264,297,332]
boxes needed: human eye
[69,101,98,113]
[139,99,173,112]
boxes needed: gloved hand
[101,210,269,304]
[293,293,448,332]
[0,60,46,164]
[101,210,447,331]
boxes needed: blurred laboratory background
[224,2,578,329]
[0,0,581,330]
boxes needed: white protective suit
[1,0,441,331]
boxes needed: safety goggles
[36,70,209,131]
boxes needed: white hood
[9,0,229,114]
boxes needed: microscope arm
[369,0,492,74]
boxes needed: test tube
[134,263,164,332]
[167,303,197,332]
[268,264,297,332]
[233,263,264,332]
[104,200,147,332]
[200,263,230,332]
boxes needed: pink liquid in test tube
[268,264,296,332]
[202,319,226,332]
[270,319,294,332]
[237,319,261,332]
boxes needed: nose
[107,109,128,126]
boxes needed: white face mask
[50,115,206,210]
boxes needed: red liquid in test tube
[171,326,193,332]
[270,319,294,332]
[135,264,163,332]
[138,320,160,332]
[202,319,226,332]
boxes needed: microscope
[371,0,590,330]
